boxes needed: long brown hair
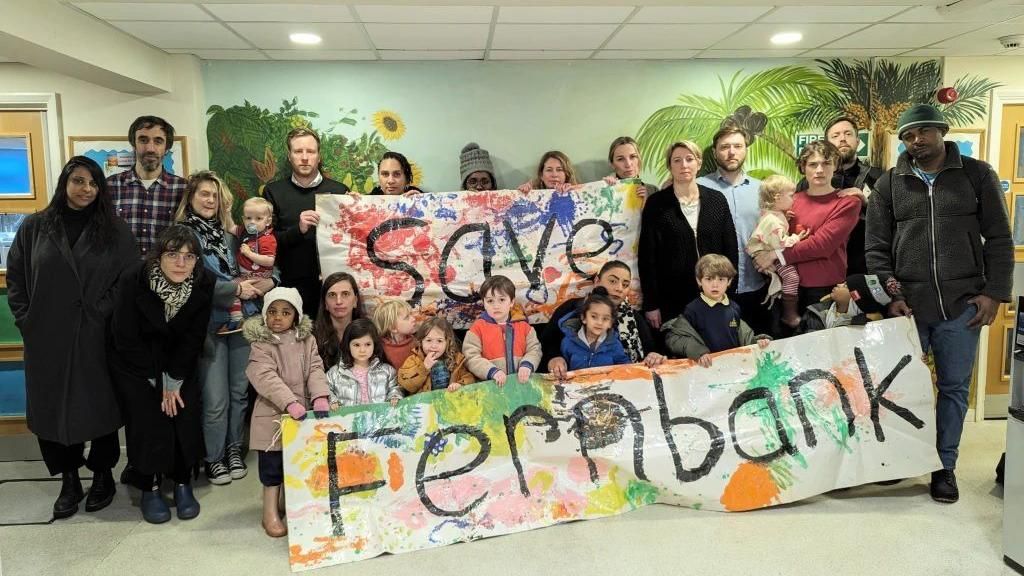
[531,150,578,188]
[414,316,461,368]
[314,272,365,368]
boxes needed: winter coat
[558,313,631,371]
[109,261,214,476]
[539,297,659,370]
[398,347,476,394]
[243,315,330,452]
[799,300,879,333]
[638,185,739,322]
[866,143,1013,324]
[6,211,137,445]
[326,358,401,407]
[463,311,542,380]
[661,307,767,360]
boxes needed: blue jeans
[916,304,981,470]
[199,331,251,463]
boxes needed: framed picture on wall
[887,128,987,168]
[1015,124,1024,183]
[68,136,189,178]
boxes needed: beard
[139,153,161,171]
[837,146,857,165]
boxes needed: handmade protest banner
[315,181,643,328]
[282,317,940,571]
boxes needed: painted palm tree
[796,58,1000,168]
[636,66,838,182]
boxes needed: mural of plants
[636,65,838,182]
[207,98,415,216]
[636,59,1000,181]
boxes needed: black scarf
[182,208,232,276]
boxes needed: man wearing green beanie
[866,103,1013,503]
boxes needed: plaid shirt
[107,167,187,256]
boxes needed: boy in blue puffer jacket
[559,287,631,371]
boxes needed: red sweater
[782,190,860,288]
[381,336,414,371]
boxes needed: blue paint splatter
[545,193,578,236]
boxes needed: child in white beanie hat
[243,286,330,538]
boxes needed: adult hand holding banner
[315,181,645,328]
[282,318,941,571]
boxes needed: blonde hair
[532,150,578,188]
[176,170,235,230]
[243,196,273,217]
[372,298,413,337]
[758,175,796,210]
[665,141,703,171]
[695,254,736,280]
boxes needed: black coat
[539,297,660,371]
[7,212,137,445]
[638,185,738,322]
[109,260,214,476]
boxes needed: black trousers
[37,430,120,477]
[142,436,193,489]
[734,283,773,337]
[258,450,283,487]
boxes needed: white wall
[0,53,208,189]
[945,56,1024,130]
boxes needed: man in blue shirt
[697,126,770,335]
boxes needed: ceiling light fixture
[770,32,802,45]
[289,32,322,45]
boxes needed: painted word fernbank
[282,318,940,571]
[315,181,643,328]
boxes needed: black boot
[85,469,116,512]
[53,470,84,520]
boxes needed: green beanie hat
[896,104,949,139]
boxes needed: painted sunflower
[372,110,406,141]
[409,161,423,186]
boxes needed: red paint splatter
[543,266,560,282]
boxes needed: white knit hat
[262,286,303,319]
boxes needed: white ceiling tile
[379,50,485,60]
[264,50,377,60]
[800,48,904,57]
[713,23,867,49]
[108,21,249,49]
[761,5,909,23]
[491,24,617,50]
[356,5,493,24]
[826,22,991,48]
[166,48,266,60]
[488,50,593,60]
[630,6,771,24]
[74,2,212,21]
[697,49,804,59]
[606,23,747,50]
[497,6,634,24]
[203,3,355,22]
[364,23,490,50]
[887,5,1024,23]
[228,22,368,50]
[593,49,698,59]
[899,47,1008,56]
[930,18,1024,48]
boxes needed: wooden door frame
[0,93,63,194]
[977,90,1024,421]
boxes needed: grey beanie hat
[262,286,303,320]
[896,104,949,139]
[459,142,497,188]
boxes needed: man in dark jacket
[263,127,349,318]
[798,116,883,275]
[866,104,1013,504]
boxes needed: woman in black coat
[638,141,738,330]
[109,225,213,524]
[7,156,137,520]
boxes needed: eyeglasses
[162,251,198,264]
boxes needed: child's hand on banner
[517,366,532,383]
[698,354,713,368]
[493,371,508,386]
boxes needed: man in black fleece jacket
[263,128,349,318]
[866,104,1012,504]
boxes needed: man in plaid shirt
[107,116,187,256]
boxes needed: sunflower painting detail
[409,160,424,187]
[373,110,406,141]
[207,98,411,214]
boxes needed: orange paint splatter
[551,502,571,520]
[338,450,380,488]
[720,462,780,511]
[305,464,329,496]
[387,452,404,491]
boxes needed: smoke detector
[1000,34,1024,49]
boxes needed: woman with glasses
[175,171,271,486]
[7,156,138,520]
[109,225,214,524]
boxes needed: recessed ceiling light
[290,32,322,45]
[770,32,802,45]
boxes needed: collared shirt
[700,293,731,307]
[291,171,323,189]
[108,167,187,256]
[697,169,764,294]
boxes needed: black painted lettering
[327,428,402,536]
[855,348,923,442]
[438,223,494,303]
[651,372,725,482]
[565,218,614,277]
[366,218,427,306]
[788,369,856,449]
[728,387,797,463]
[503,405,562,497]
[571,393,647,483]
[415,425,492,517]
